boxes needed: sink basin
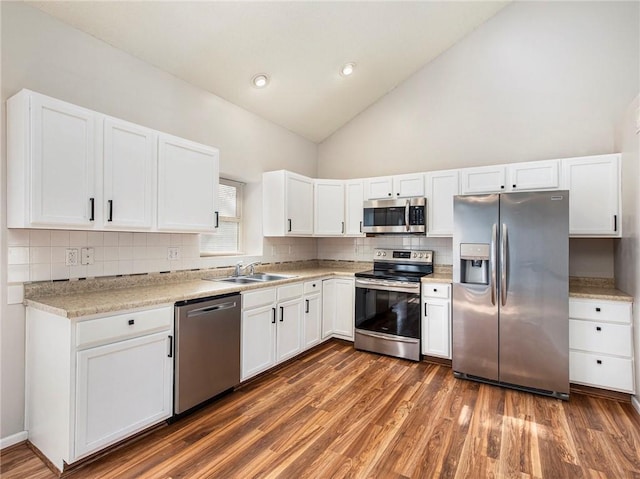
[245,273,296,281]
[204,273,297,284]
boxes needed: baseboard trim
[0,431,28,451]
[632,396,640,416]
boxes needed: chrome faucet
[234,261,260,276]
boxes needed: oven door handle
[356,330,419,344]
[355,278,420,294]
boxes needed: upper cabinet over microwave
[7,89,220,233]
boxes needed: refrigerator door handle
[490,223,497,306]
[501,223,508,306]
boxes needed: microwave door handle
[405,199,410,232]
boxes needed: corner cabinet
[561,154,620,237]
[8,89,97,228]
[263,170,314,236]
[26,305,173,473]
[157,134,219,232]
[322,278,355,341]
[7,89,220,233]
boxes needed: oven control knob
[376,251,381,256]
[419,253,423,258]
[382,252,386,256]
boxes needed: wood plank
[3,340,640,479]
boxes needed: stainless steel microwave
[362,197,426,234]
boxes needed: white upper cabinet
[7,89,220,233]
[314,180,345,236]
[365,173,425,199]
[157,134,219,232]
[425,170,459,237]
[562,154,620,237]
[344,180,364,236]
[460,165,506,194]
[103,117,156,230]
[508,160,560,191]
[8,89,98,228]
[263,170,314,236]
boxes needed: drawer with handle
[422,283,450,300]
[569,320,632,357]
[76,306,173,350]
[570,350,634,393]
[569,299,631,323]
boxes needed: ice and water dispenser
[459,243,490,285]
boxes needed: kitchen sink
[205,273,297,284]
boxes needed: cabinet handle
[500,186,505,189]
[214,211,219,228]
[89,197,95,221]
[288,219,292,232]
[596,359,602,365]
[596,326,602,331]
[128,319,135,326]
[305,299,310,313]
[388,193,392,197]
[341,221,345,234]
[360,221,363,233]
[279,306,284,322]
[595,307,601,312]
[512,184,516,188]
[424,303,428,316]
[396,192,400,196]
[168,335,173,358]
[433,288,437,292]
[614,215,617,232]
[272,308,276,324]
[108,200,113,222]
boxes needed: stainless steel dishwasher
[174,293,241,415]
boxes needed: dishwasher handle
[186,300,238,318]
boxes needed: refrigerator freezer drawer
[570,351,634,393]
[569,320,632,357]
[569,300,632,324]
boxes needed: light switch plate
[81,247,94,265]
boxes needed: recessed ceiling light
[252,73,269,88]
[340,62,356,77]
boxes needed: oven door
[354,278,421,360]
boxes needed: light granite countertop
[24,261,633,319]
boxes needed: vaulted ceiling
[27,1,508,143]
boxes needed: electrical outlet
[81,247,94,265]
[65,248,79,266]
[167,247,181,261]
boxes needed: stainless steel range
[354,249,433,361]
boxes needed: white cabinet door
[365,176,394,199]
[241,304,277,380]
[75,331,173,459]
[276,297,304,362]
[460,165,506,194]
[562,155,620,236]
[322,280,336,339]
[345,180,364,236]
[29,92,97,227]
[508,160,560,191]
[426,170,459,236]
[103,117,156,229]
[304,293,322,349]
[286,173,314,235]
[314,180,345,236]
[393,173,425,198]
[157,134,219,232]
[333,279,355,340]
[421,300,451,359]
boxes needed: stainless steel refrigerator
[452,191,569,399]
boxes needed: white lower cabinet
[241,283,304,381]
[26,305,173,472]
[421,283,452,359]
[322,278,355,340]
[303,281,322,349]
[569,298,634,393]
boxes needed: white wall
[614,96,640,412]
[317,1,639,178]
[0,2,318,443]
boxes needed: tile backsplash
[7,229,318,284]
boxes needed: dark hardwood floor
[2,340,640,478]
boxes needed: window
[200,178,244,255]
